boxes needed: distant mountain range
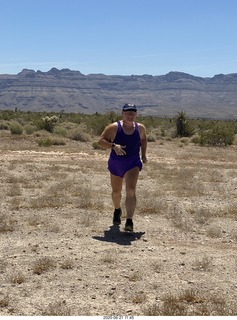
[0,67,237,119]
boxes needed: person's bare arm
[98,122,126,155]
[98,123,117,149]
[138,123,148,163]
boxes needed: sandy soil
[0,134,237,316]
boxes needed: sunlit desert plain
[0,123,237,316]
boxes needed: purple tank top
[110,121,141,159]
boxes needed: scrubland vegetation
[0,109,237,316]
[1,109,237,147]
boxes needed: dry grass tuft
[41,300,71,316]
[138,189,166,215]
[128,271,142,282]
[143,289,234,316]
[169,206,192,231]
[100,252,117,264]
[207,225,222,238]
[7,184,22,197]
[151,260,164,273]
[9,271,26,284]
[0,259,7,273]
[0,214,16,232]
[221,205,237,218]
[132,291,146,304]
[60,258,74,270]
[193,207,212,225]
[192,255,213,271]
[26,175,104,211]
[28,214,42,227]
[0,294,9,308]
[32,257,56,275]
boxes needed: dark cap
[122,103,137,112]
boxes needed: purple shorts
[108,156,142,178]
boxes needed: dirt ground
[0,133,237,316]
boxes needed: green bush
[200,123,235,146]
[24,125,36,135]
[191,135,201,144]
[85,112,119,135]
[92,141,102,149]
[36,138,53,147]
[36,137,66,146]
[41,115,59,132]
[1,110,237,149]
[161,128,166,137]
[10,122,23,135]
[50,138,66,145]
[176,111,194,137]
[68,128,91,142]
[53,126,67,137]
[0,121,9,130]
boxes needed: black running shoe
[124,218,133,232]
[113,208,122,225]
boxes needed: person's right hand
[114,144,126,156]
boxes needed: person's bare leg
[124,167,139,219]
[110,173,123,209]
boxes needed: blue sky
[1,0,237,77]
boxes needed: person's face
[122,110,137,122]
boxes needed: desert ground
[0,132,237,316]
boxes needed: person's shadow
[92,225,145,246]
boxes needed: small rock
[126,309,133,313]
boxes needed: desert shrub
[36,136,66,146]
[68,128,90,142]
[176,111,194,137]
[139,115,161,131]
[0,121,9,130]
[199,123,235,146]
[24,125,36,134]
[191,135,201,144]
[161,128,166,136]
[9,122,23,134]
[36,137,53,147]
[92,141,101,149]
[147,133,156,142]
[53,125,68,137]
[2,110,237,146]
[50,137,66,145]
[41,115,59,132]
[0,110,15,121]
[86,112,119,135]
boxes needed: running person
[98,103,147,231]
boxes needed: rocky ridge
[0,68,237,118]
